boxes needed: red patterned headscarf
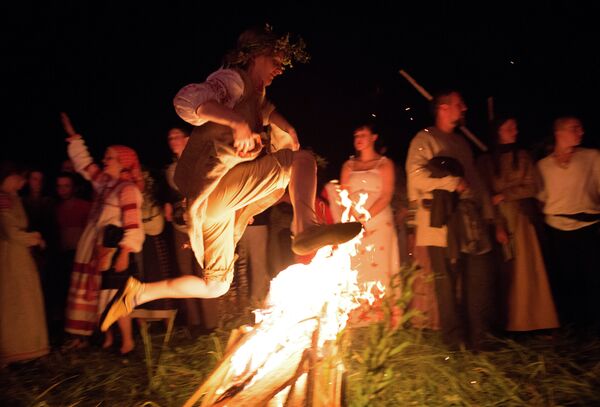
[109,145,144,191]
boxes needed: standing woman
[478,117,559,332]
[340,123,400,286]
[0,162,49,365]
[60,113,145,353]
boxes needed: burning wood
[184,191,378,406]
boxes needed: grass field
[2,325,599,406]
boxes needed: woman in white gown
[340,124,400,287]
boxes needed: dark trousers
[428,247,495,350]
[545,223,600,330]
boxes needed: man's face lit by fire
[555,118,584,148]
[251,53,284,87]
[440,92,467,127]
[498,118,518,144]
[56,176,74,200]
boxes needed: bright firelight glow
[217,187,385,395]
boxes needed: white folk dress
[346,157,401,285]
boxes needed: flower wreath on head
[224,24,310,70]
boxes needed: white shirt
[406,127,492,247]
[173,68,275,127]
[537,147,600,231]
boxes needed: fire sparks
[228,193,381,387]
[187,189,385,406]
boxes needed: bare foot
[102,332,114,349]
[102,338,113,349]
[120,342,135,355]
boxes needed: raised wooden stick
[487,96,495,123]
[399,69,488,151]
[399,70,433,100]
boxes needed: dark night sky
[3,2,599,181]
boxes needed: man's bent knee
[292,149,316,165]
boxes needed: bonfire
[184,191,382,406]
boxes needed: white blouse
[173,69,245,126]
[537,147,600,231]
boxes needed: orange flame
[219,189,384,392]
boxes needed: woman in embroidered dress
[60,113,145,353]
[478,117,559,332]
[0,162,49,366]
[340,124,400,323]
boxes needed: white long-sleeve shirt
[173,68,275,127]
[68,139,145,256]
[406,127,493,247]
[537,147,600,231]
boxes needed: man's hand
[232,121,262,156]
[31,232,45,249]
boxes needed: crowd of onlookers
[1,92,598,366]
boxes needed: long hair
[490,116,520,176]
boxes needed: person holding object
[406,90,502,351]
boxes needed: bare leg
[174,229,204,327]
[290,150,318,235]
[289,150,363,256]
[136,275,232,305]
[102,329,114,349]
[117,316,135,354]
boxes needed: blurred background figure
[478,116,559,333]
[136,167,176,313]
[537,116,600,333]
[0,161,49,366]
[50,172,91,339]
[22,168,56,321]
[163,127,209,333]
